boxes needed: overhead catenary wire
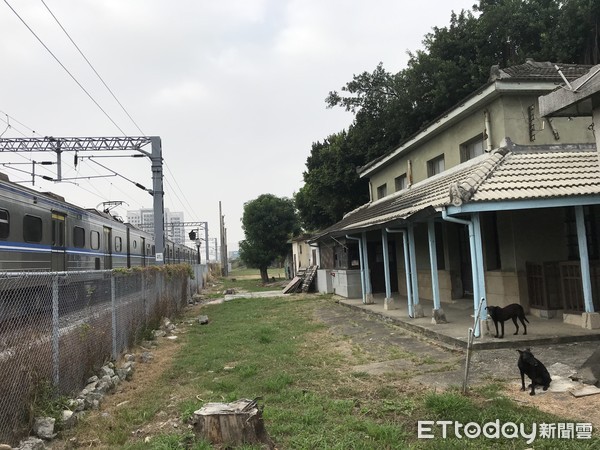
[3,0,127,135]
[39,0,145,135]
[3,4,203,226]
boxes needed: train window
[133,240,137,249]
[115,236,122,252]
[151,245,155,256]
[90,231,100,250]
[0,209,9,239]
[73,226,85,248]
[23,215,42,242]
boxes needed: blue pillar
[407,223,422,317]
[427,221,441,310]
[381,229,392,300]
[472,213,487,335]
[362,231,373,303]
[575,206,594,313]
[402,231,414,317]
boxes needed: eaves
[358,80,566,179]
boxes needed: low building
[312,60,600,332]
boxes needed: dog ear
[516,349,523,354]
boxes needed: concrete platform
[339,294,600,350]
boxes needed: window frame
[376,183,387,199]
[73,226,85,248]
[23,215,43,243]
[394,174,407,192]
[427,154,445,177]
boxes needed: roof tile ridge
[449,146,510,206]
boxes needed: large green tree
[239,194,300,282]
[296,0,600,232]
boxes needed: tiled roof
[471,144,600,202]
[314,142,600,240]
[490,60,592,82]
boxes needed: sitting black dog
[517,348,552,395]
[487,303,529,338]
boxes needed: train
[0,171,197,272]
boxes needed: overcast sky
[0,0,476,255]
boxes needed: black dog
[517,348,552,395]
[487,303,529,338]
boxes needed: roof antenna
[555,65,573,91]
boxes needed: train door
[103,227,113,269]
[51,213,66,271]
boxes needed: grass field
[62,293,600,449]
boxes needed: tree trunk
[192,399,274,448]
[260,267,269,283]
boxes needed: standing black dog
[487,303,529,338]
[517,348,552,395]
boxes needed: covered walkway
[338,294,600,350]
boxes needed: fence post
[52,274,59,386]
[111,273,117,360]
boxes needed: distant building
[126,208,185,244]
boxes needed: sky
[0,0,476,257]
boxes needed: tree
[295,131,370,231]
[239,194,300,282]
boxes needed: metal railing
[0,265,207,445]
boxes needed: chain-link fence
[0,265,207,445]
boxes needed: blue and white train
[0,172,195,272]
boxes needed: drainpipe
[442,209,487,337]
[386,228,414,318]
[346,235,366,303]
[484,110,493,152]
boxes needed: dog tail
[524,316,530,323]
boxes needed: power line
[3,0,127,135]
[39,0,145,135]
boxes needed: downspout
[484,110,493,152]
[442,209,486,337]
[386,228,414,318]
[346,235,366,303]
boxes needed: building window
[461,135,485,162]
[73,226,85,248]
[395,174,407,192]
[427,154,445,177]
[377,183,387,199]
[23,215,42,243]
[91,231,100,250]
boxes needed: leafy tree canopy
[239,194,300,282]
[296,0,600,232]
